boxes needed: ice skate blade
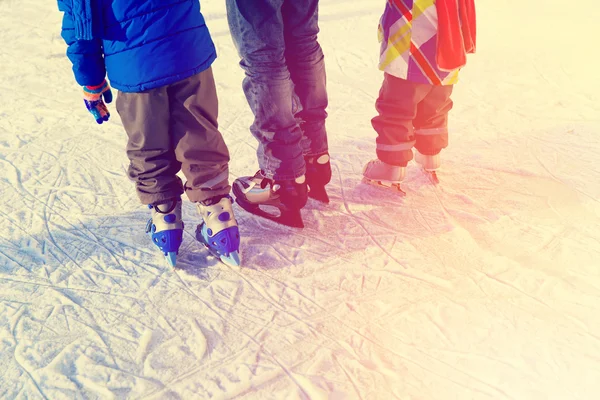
[221,251,241,267]
[308,185,330,204]
[165,251,177,267]
[195,225,242,266]
[426,170,440,185]
[232,181,305,228]
[235,197,304,228]
[239,202,304,228]
[362,177,406,195]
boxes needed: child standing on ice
[57,0,241,266]
[363,0,476,191]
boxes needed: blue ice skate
[195,195,241,267]
[146,198,184,267]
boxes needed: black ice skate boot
[305,153,331,203]
[232,171,308,228]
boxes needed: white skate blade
[426,170,440,184]
[362,177,406,195]
[165,252,177,267]
[220,251,241,267]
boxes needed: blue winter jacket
[58,0,217,92]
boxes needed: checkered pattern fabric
[378,0,459,86]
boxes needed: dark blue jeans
[226,0,329,180]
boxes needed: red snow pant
[372,73,454,167]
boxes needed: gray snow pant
[372,73,454,167]
[116,68,231,205]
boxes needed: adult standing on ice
[226,0,331,228]
[57,0,241,267]
[363,0,476,192]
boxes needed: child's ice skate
[305,153,331,204]
[362,159,406,194]
[146,197,184,267]
[195,195,241,267]
[414,150,440,184]
[232,171,308,228]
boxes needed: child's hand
[82,80,113,124]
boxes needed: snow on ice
[0,0,599,398]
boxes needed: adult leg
[282,0,328,157]
[226,0,305,180]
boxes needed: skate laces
[253,171,305,187]
[200,194,231,207]
[238,171,273,194]
[240,171,306,196]
[151,198,180,214]
[146,198,183,238]
[254,171,274,189]
[197,196,237,235]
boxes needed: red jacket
[436,0,477,71]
